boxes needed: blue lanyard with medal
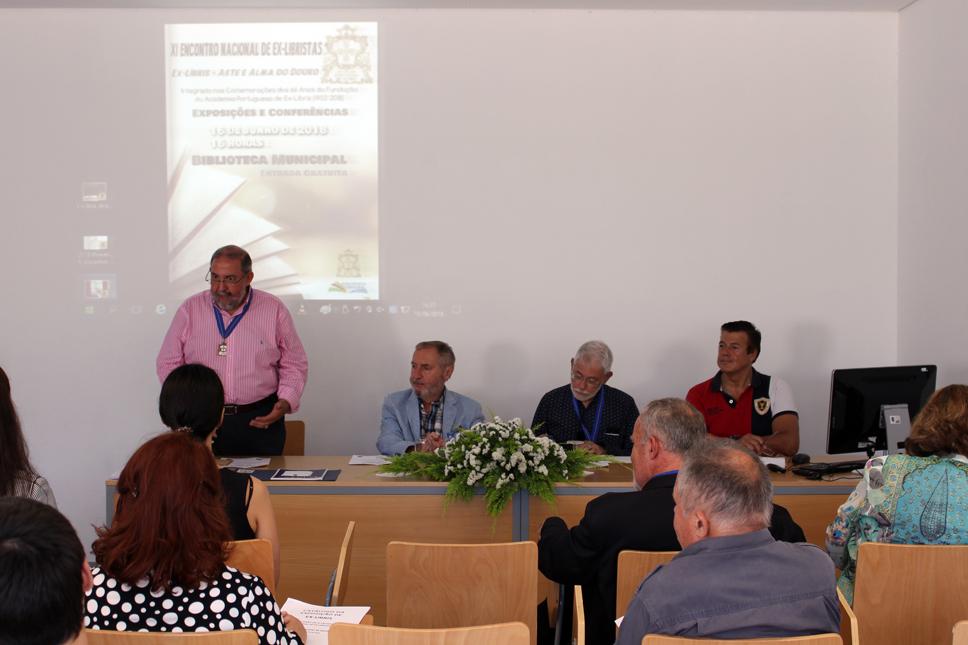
[572,388,606,443]
[214,289,253,356]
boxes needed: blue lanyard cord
[572,388,606,443]
[213,289,253,340]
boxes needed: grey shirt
[617,529,839,644]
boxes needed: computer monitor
[826,365,937,455]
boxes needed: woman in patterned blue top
[826,384,968,604]
[84,432,305,644]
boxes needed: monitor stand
[881,403,911,456]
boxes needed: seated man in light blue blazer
[377,340,485,455]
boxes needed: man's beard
[571,384,601,403]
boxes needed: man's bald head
[673,440,773,547]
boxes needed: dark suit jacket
[537,473,806,645]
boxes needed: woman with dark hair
[826,384,968,603]
[85,433,305,643]
[159,363,280,584]
[0,365,56,506]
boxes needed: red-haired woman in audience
[85,432,305,643]
[160,363,280,585]
[0,365,56,506]
[826,384,968,604]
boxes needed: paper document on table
[281,598,370,645]
[270,468,328,481]
[760,456,786,469]
[227,457,271,469]
[613,456,632,464]
[349,455,390,465]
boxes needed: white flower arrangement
[380,417,603,516]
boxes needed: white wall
[898,0,968,380]
[0,8,898,551]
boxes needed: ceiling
[0,0,919,11]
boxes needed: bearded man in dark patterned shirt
[532,340,639,456]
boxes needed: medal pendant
[217,342,227,356]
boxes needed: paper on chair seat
[281,598,370,645]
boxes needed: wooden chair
[225,538,275,595]
[837,588,858,645]
[85,629,258,644]
[642,636,842,644]
[545,577,564,638]
[386,541,538,645]
[573,585,586,645]
[283,420,305,456]
[953,620,968,645]
[853,542,968,645]
[328,621,530,645]
[615,551,677,618]
[326,520,357,606]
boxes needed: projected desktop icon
[83,235,109,251]
[81,182,108,203]
[155,305,167,315]
[320,305,332,315]
[83,277,116,300]
[388,305,398,315]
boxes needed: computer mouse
[792,453,811,466]
[767,463,787,474]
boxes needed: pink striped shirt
[156,289,308,411]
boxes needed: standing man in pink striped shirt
[156,245,309,456]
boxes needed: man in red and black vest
[686,320,799,457]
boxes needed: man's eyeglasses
[205,271,243,286]
[571,371,602,388]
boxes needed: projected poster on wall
[165,22,378,302]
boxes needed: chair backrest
[615,551,677,617]
[283,420,306,456]
[226,538,275,595]
[386,541,538,645]
[836,588,858,645]
[953,620,968,645]
[853,542,968,645]
[573,585,586,645]
[641,635,842,644]
[85,629,258,644]
[328,621,530,645]
[328,520,357,606]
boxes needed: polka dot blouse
[84,565,302,645]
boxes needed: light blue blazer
[377,388,485,455]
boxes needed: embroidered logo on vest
[754,397,771,415]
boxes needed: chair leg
[554,583,565,645]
